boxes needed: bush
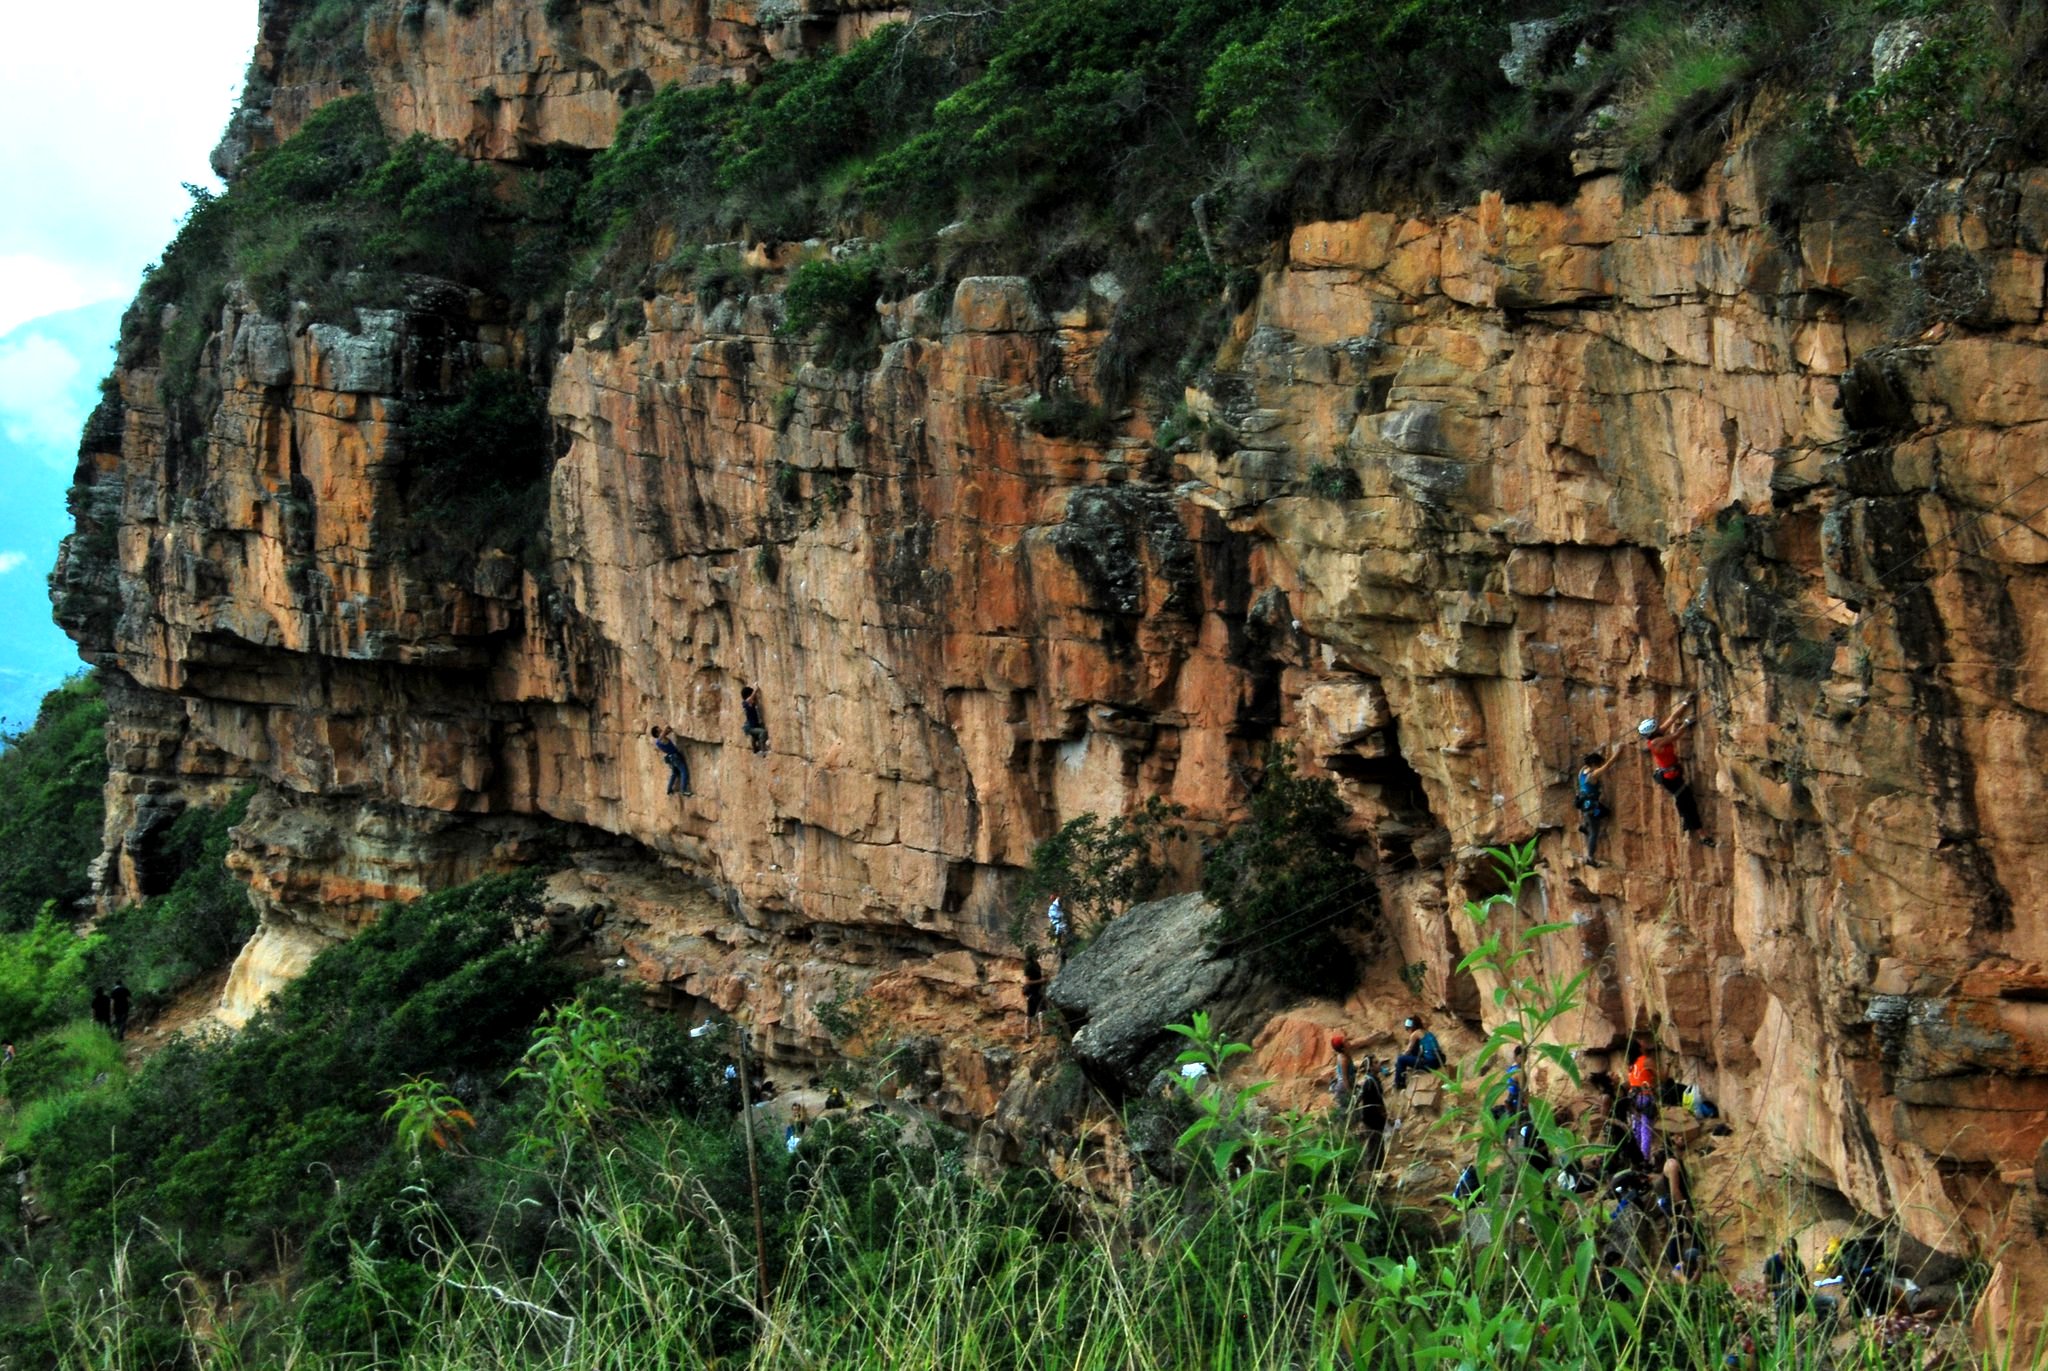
[30,873,574,1268]
[85,788,257,1021]
[1203,747,1360,995]
[778,256,884,367]
[1016,798,1187,946]
[0,676,107,932]
[403,368,553,568]
[0,915,96,1042]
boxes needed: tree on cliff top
[1203,746,1360,997]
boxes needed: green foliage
[1304,460,1363,500]
[2,1021,122,1116]
[130,95,573,436]
[85,787,257,1020]
[1203,746,1358,994]
[504,1000,649,1147]
[0,915,96,1043]
[1016,797,1188,944]
[0,676,106,933]
[404,368,553,568]
[777,255,884,367]
[1021,389,1118,443]
[381,1075,475,1159]
[27,873,573,1269]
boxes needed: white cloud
[0,0,254,330]
[0,334,87,453]
[0,552,28,575]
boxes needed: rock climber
[1505,1044,1527,1113]
[1575,743,1623,863]
[1637,696,1713,846]
[649,724,691,796]
[740,686,769,754]
[1393,1015,1443,1089]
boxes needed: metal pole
[735,1022,771,1310]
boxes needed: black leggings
[1656,771,1702,832]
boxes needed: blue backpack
[1419,1032,1444,1068]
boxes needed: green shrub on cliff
[1203,747,1361,995]
[0,676,106,934]
[404,368,554,566]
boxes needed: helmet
[1637,718,1658,737]
[1330,1032,1347,1051]
[1403,1016,1419,1031]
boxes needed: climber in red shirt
[1637,695,1713,847]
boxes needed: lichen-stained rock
[54,9,2048,1339]
[1047,893,1261,1097]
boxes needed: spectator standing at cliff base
[1328,1032,1358,1119]
[649,724,691,796]
[1021,948,1046,1036]
[1638,697,1713,846]
[1354,1052,1388,1169]
[740,686,770,754]
[110,982,132,1041]
[91,988,111,1032]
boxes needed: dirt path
[120,968,232,1070]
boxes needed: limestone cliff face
[57,0,2048,1335]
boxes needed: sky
[0,0,254,729]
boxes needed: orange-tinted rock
[56,18,2048,1351]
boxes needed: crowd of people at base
[643,686,772,803]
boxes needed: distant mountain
[0,298,125,730]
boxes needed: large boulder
[1047,892,1263,1097]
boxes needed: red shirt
[1628,1054,1656,1090]
[1646,736,1680,772]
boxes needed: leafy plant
[1015,796,1187,946]
[505,1000,649,1147]
[1203,746,1358,994]
[381,1075,476,1158]
[0,676,107,933]
[777,256,883,368]
[1304,460,1362,500]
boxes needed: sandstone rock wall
[58,0,2048,1339]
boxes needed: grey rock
[231,319,294,387]
[306,310,407,393]
[1389,453,1468,508]
[1500,18,1566,88]
[1379,403,1449,455]
[1872,20,1926,82]
[210,105,274,182]
[1047,891,1255,1096]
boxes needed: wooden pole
[735,1022,771,1310]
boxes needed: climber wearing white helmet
[1638,695,1713,846]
